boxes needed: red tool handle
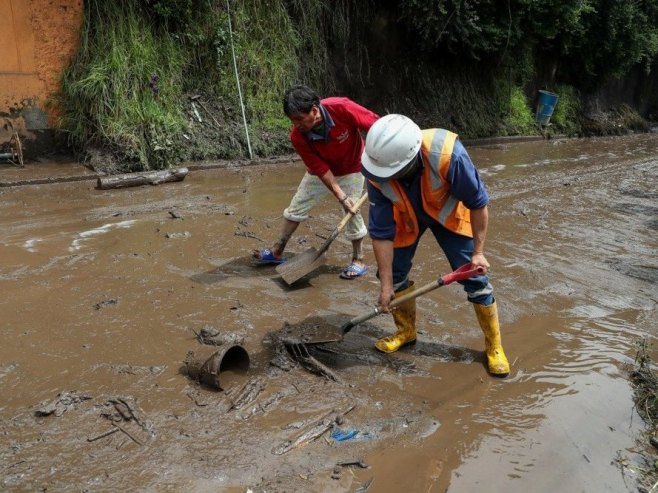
[440,263,485,286]
[342,263,485,334]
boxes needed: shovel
[276,192,369,285]
[341,263,485,334]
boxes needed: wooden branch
[113,424,142,446]
[87,428,119,442]
[97,168,188,190]
[272,405,355,455]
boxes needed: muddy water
[1,133,657,492]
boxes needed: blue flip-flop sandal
[254,248,287,265]
[339,262,367,279]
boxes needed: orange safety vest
[369,129,473,248]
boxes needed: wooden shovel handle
[389,264,484,308]
[317,192,368,256]
[342,263,484,333]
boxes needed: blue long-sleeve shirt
[367,139,489,241]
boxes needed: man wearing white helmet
[361,114,509,376]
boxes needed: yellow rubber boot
[375,282,416,353]
[473,302,510,377]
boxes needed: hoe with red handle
[278,263,485,346]
[341,263,485,334]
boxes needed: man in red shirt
[253,85,380,279]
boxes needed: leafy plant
[502,86,536,136]
[549,84,580,136]
[60,0,186,170]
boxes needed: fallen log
[97,168,188,190]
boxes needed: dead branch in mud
[96,168,188,190]
[272,405,356,455]
[108,397,145,429]
[34,391,92,417]
[113,423,143,446]
[227,376,266,411]
[87,428,120,442]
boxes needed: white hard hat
[362,114,422,180]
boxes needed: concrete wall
[0,0,83,153]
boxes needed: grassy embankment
[57,0,641,172]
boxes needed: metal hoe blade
[278,319,344,345]
[277,248,328,285]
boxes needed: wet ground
[1,132,657,492]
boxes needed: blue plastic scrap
[331,428,359,442]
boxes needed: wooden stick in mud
[272,405,356,455]
[87,428,120,442]
[97,168,188,190]
[112,424,142,446]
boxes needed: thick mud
[1,133,657,492]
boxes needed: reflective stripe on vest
[420,129,472,239]
[369,128,472,248]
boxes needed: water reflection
[444,133,657,491]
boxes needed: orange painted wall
[0,0,83,144]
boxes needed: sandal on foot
[339,262,367,279]
[253,248,287,265]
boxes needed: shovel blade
[279,318,345,345]
[276,248,328,285]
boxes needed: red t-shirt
[290,97,380,177]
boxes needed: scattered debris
[87,427,120,442]
[269,340,297,372]
[35,391,92,417]
[629,338,658,490]
[113,423,143,446]
[190,101,203,122]
[186,389,210,407]
[94,298,118,310]
[193,325,245,346]
[354,477,374,492]
[237,390,291,420]
[272,405,355,455]
[234,229,261,240]
[165,231,191,239]
[337,459,370,469]
[331,428,359,441]
[105,397,147,429]
[228,376,266,411]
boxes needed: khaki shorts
[283,172,367,241]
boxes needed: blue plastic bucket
[536,90,559,125]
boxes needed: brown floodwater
[1,132,657,492]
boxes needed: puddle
[1,133,657,491]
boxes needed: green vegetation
[59,0,307,171]
[60,1,187,170]
[502,87,536,136]
[549,85,581,136]
[58,0,658,171]
[396,0,658,84]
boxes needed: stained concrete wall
[0,0,83,154]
